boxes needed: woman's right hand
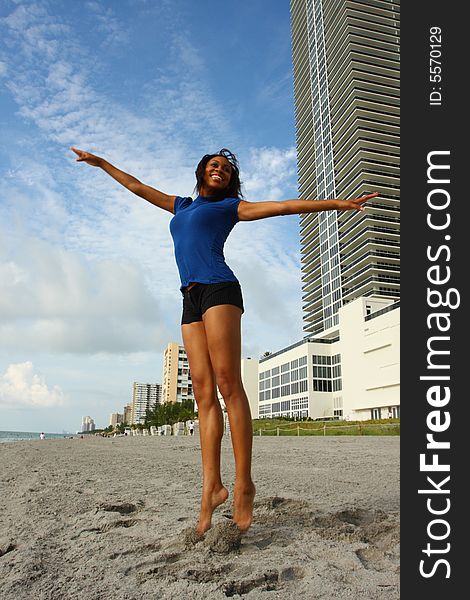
[70,147,103,167]
[70,147,176,213]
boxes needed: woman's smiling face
[200,155,233,196]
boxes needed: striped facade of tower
[161,342,195,405]
[291,0,400,336]
[131,382,162,425]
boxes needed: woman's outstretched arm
[70,147,176,214]
[237,192,379,221]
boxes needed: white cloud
[0,362,66,408]
[85,1,129,47]
[0,234,171,354]
[2,1,231,161]
[242,146,297,200]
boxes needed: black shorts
[181,281,244,325]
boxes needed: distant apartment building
[81,415,95,432]
[123,402,132,426]
[258,297,399,421]
[131,382,162,424]
[109,412,123,428]
[162,342,195,405]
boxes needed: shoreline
[0,431,76,444]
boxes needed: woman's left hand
[334,192,379,212]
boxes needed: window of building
[259,404,271,415]
[371,408,382,420]
[321,380,332,392]
[333,379,342,391]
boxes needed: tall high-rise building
[81,415,95,432]
[131,382,162,424]
[109,412,123,428]
[291,0,400,336]
[123,402,132,426]
[162,342,195,405]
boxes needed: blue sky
[0,0,304,433]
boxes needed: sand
[0,435,399,599]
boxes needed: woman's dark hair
[194,148,244,199]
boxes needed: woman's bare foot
[196,484,229,535]
[233,481,256,531]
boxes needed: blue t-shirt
[169,195,241,289]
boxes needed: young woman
[71,146,378,534]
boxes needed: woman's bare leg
[202,305,256,531]
[182,321,229,534]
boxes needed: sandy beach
[0,435,399,599]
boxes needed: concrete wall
[339,298,400,420]
[241,357,260,419]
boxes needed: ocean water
[0,430,75,443]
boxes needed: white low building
[339,297,400,420]
[241,357,259,419]
[258,338,335,420]
[258,297,400,421]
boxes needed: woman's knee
[215,368,243,400]
[191,376,217,404]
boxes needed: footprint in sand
[99,501,142,515]
[223,570,279,596]
[312,507,400,572]
[0,540,16,557]
[100,519,139,532]
[254,496,313,527]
